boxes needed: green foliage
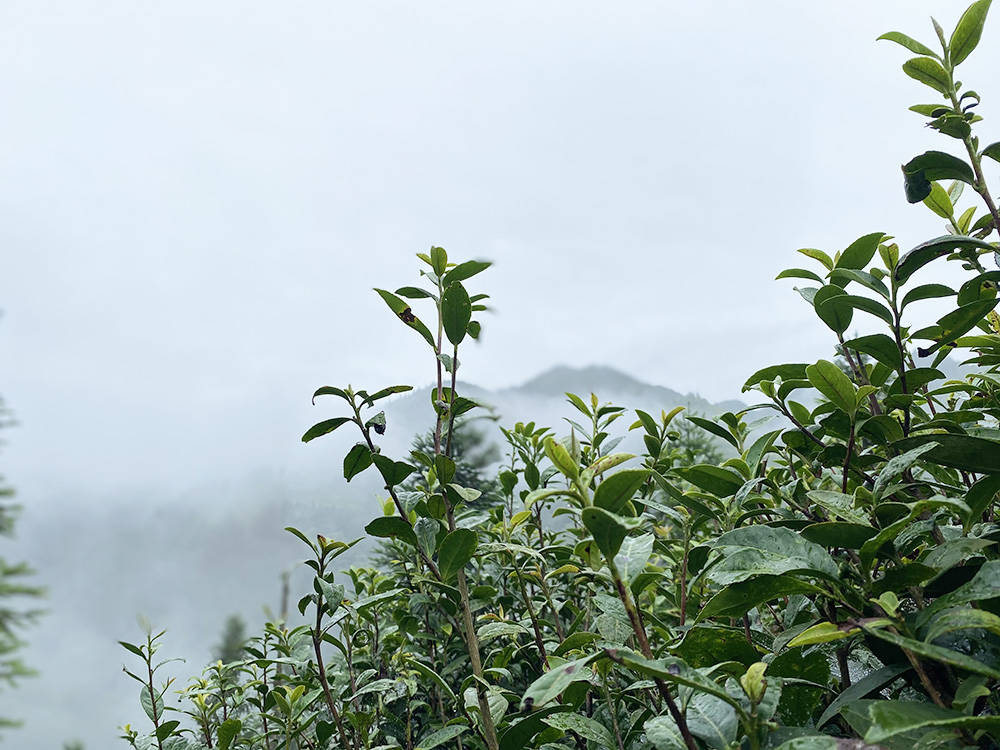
[118,4,1000,750]
[0,396,43,736]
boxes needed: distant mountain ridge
[503,364,744,415]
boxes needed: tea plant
[120,3,1000,749]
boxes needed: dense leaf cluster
[119,4,1000,750]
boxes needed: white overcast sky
[2,0,999,500]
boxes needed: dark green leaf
[895,234,996,282]
[983,141,1000,164]
[311,386,350,404]
[365,516,418,547]
[217,719,242,750]
[582,507,640,560]
[837,232,885,270]
[900,283,956,309]
[698,574,816,620]
[813,286,853,334]
[302,417,352,443]
[865,701,1000,744]
[675,465,744,497]
[806,360,857,416]
[743,364,809,391]
[520,655,598,710]
[863,626,1000,678]
[343,443,373,481]
[901,152,976,204]
[362,384,413,406]
[443,260,491,285]
[438,528,478,580]
[816,664,910,727]
[800,522,878,549]
[371,454,416,487]
[594,469,650,513]
[686,416,740,449]
[441,282,472,347]
[843,334,903,371]
[374,288,436,347]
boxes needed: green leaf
[895,234,997,282]
[901,57,951,94]
[311,385,350,404]
[806,360,857,416]
[217,719,242,750]
[477,621,530,643]
[429,246,448,275]
[920,296,1000,354]
[438,528,477,580]
[966,474,1000,527]
[374,288,436,347]
[698,574,817,620]
[687,692,738,750]
[414,517,440,557]
[156,720,180,742]
[371,454,416,487]
[742,363,809,391]
[797,247,834,270]
[877,31,937,57]
[594,468,650,512]
[776,268,825,283]
[787,621,857,647]
[416,725,468,750]
[405,658,457,703]
[302,416,352,443]
[864,701,1000,744]
[709,526,839,583]
[499,706,572,750]
[925,606,1000,642]
[983,141,1000,164]
[813,286,853,335]
[544,437,579,479]
[582,507,640,560]
[542,712,613,747]
[395,285,435,299]
[520,654,599,710]
[800,522,877,549]
[816,664,910,727]
[843,334,903,371]
[922,181,953,218]
[441,282,472,346]
[900,283,955,309]
[863,626,1000,678]
[362,384,413,406]
[343,443,373,481]
[804,490,870,525]
[949,0,992,65]
[837,232,885,270]
[893,433,1000,473]
[443,259,491,285]
[902,151,976,204]
[364,516,418,547]
[686,416,740,449]
[140,685,164,723]
[614,532,654,584]
[645,716,687,750]
[745,430,782,477]
[674,626,759,668]
[872,442,940,501]
[676,465,744,497]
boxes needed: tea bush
[119,4,1000,749]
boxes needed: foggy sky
[2,0,999,746]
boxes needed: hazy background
[2,0,999,746]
